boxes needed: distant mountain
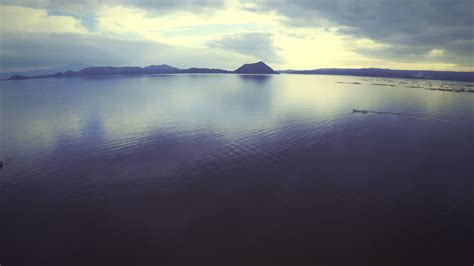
[179,68,231,74]
[6,62,471,82]
[279,68,474,82]
[0,63,90,79]
[4,62,279,80]
[234,61,279,74]
[143,64,179,73]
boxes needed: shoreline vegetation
[3,61,474,82]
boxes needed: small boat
[352,109,369,114]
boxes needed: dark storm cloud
[207,32,282,63]
[245,0,474,66]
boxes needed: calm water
[0,74,473,265]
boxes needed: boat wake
[352,109,474,125]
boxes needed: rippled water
[1,74,473,265]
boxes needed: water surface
[1,74,473,265]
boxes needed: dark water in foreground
[0,74,473,265]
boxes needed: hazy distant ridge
[0,63,90,79]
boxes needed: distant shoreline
[279,69,474,83]
[4,72,474,84]
[2,61,474,82]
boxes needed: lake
[0,74,473,265]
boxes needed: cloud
[0,32,252,71]
[248,0,473,44]
[0,0,225,14]
[1,1,472,71]
[425,48,445,58]
[0,5,89,33]
[207,32,282,62]
[246,0,474,68]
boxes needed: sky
[0,0,473,72]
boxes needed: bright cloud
[0,5,88,34]
[425,48,445,58]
